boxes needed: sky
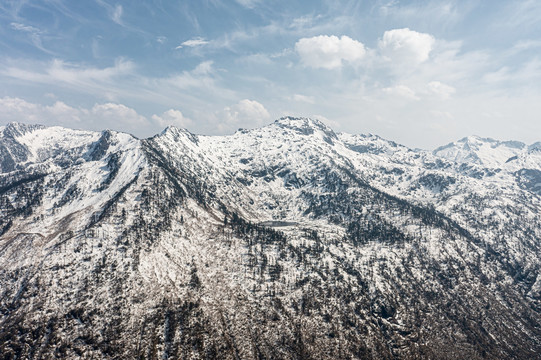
[1,0,541,149]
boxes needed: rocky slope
[1,118,541,359]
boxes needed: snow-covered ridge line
[2,118,541,358]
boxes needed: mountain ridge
[1,119,541,359]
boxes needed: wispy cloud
[292,94,315,104]
[176,37,209,49]
[95,1,124,25]
[375,0,468,29]
[9,21,55,54]
[112,4,123,24]
[427,81,456,99]
[503,0,541,30]
[382,85,420,100]
[234,0,261,9]
[2,58,135,87]
[10,22,40,33]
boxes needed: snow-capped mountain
[1,118,541,359]
[434,135,541,169]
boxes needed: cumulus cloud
[91,103,148,127]
[152,109,193,129]
[383,85,419,100]
[0,97,81,125]
[379,28,435,64]
[427,81,456,99]
[295,35,366,69]
[218,99,270,132]
[0,97,155,135]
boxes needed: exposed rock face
[1,118,541,359]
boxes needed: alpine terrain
[1,117,541,359]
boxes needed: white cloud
[378,0,399,16]
[0,97,81,125]
[379,28,435,64]
[177,38,208,48]
[9,22,53,54]
[295,35,366,69]
[289,14,323,30]
[112,5,123,24]
[192,61,214,75]
[46,101,82,123]
[0,97,156,135]
[219,99,270,132]
[383,85,419,100]
[91,103,148,127]
[427,81,456,99]
[235,0,260,9]
[152,109,193,129]
[482,59,541,87]
[512,40,541,52]
[1,58,135,88]
[164,61,218,91]
[10,22,40,33]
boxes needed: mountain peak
[434,135,528,167]
[157,124,199,145]
[3,122,45,138]
[273,116,337,142]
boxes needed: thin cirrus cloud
[9,22,54,55]
[382,85,420,100]
[95,1,124,25]
[111,4,123,25]
[292,94,316,104]
[427,81,456,99]
[176,38,209,49]
[10,22,41,33]
[1,58,135,88]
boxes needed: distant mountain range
[1,118,541,359]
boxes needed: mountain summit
[1,120,541,359]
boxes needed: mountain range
[1,117,541,359]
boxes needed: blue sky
[1,0,541,148]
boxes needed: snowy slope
[1,119,541,359]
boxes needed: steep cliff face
[1,118,541,359]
